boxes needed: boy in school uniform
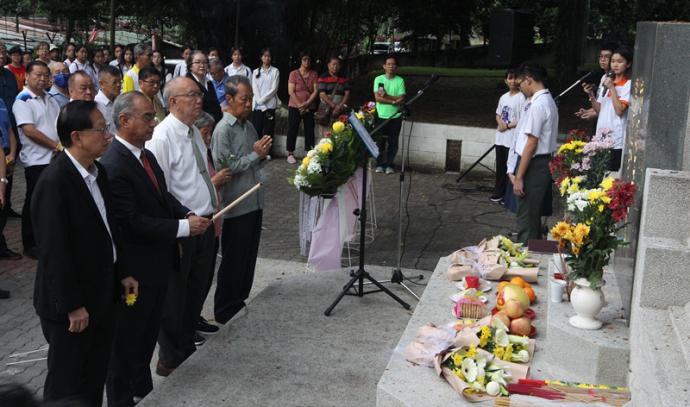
[491,69,526,202]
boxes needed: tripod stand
[324,147,411,316]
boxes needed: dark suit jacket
[100,138,190,286]
[187,72,222,123]
[32,152,119,322]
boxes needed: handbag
[314,81,340,126]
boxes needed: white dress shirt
[146,114,215,216]
[514,89,558,158]
[252,66,280,111]
[95,90,117,135]
[64,149,117,262]
[115,135,190,237]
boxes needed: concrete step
[630,307,690,407]
[541,261,629,386]
[668,301,690,370]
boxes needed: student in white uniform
[510,63,558,244]
[491,68,525,202]
[592,46,633,171]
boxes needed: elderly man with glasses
[146,77,214,376]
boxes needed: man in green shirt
[373,55,406,174]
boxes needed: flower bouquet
[289,117,361,197]
[550,177,636,288]
[435,343,529,400]
[550,128,614,190]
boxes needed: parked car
[372,42,392,55]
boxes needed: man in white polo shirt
[510,63,558,244]
[146,77,214,376]
[12,61,62,258]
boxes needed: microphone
[605,70,615,79]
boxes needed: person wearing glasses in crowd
[35,42,51,65]
[5,47,26,91]
[138,66,167,123]
[146,77,213,376]
[251,48,280,140]
[32,100,121,406]
[186,50,222,123]
[12,61,61,259]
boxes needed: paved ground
[0,158,520,397]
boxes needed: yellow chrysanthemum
[559,178,571,196]
[479,326,491,347]
[600,177,614,191]
[551,221,571,240]
[318,143,333,154]
[598,204,605,212]
[601,195,612,204]
[493,346,505,360]
[587,189,606,203]
[502,344,514,361]
[453,367,466,381]
[302,156,311,166]
[452,353,463,366]
[466,343,478,358]
[572,245,581,256]
[332,121,345,133]
[574,223,590,239]
[125,293,137,306]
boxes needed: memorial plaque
[616,22,690,320]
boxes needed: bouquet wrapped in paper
[446,236,539,282]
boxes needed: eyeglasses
[172,92,203,99]
[141,79,160,86]
[82,128,109,135]
[192,61,208,66]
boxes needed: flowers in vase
[550,129,614,190]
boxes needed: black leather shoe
[0,248,22,260]
[196,318,219,335]
[0,289,9,299]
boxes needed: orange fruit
[523,285,536,303]
[510,277,527,288]
[497,281,509,292]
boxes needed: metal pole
[109,0,116,55]
[234,0,240,48]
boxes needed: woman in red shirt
[285,51,318,163]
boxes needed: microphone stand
[362,75,439,300]
[555,71,593,103]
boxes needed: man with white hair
[146,77,216,375]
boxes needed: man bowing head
[32,100,129,406]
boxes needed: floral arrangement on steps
[548,128,636,330]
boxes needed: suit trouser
[214,210,262,324]
[493,145,510,198]
[158,226,215,368]
[40,310,115,407]
[516,155,552,244]
[107,284,167,407]
[23,164,47,251]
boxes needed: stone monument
[615,21,690,320]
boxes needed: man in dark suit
[101,92,210,406]
[32,100,134,406]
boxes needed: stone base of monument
[377,255,631,407]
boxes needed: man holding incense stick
[211,75,269,324]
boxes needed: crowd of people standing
[0,38,408,407]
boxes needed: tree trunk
[556,0,590,86]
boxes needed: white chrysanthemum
[307,150,317,158]
[461,358,477,383]
[307,157,321,175]
[293,174,308,189]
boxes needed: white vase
[569,277,606,330]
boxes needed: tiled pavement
[0,158,519,396]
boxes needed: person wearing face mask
[186,50,222,122]
[48,62,70,108]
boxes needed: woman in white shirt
[251,48,279,138]
[224,47,252,79]
[590,46,633,171]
